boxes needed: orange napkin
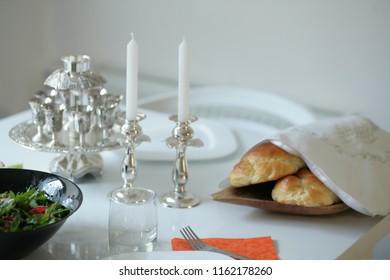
[171,236,278,260]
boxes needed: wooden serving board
[210,182,350,215]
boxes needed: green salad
[0,187,71,233]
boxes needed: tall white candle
[126,33,138,120]
[178,37,189,122]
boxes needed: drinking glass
[108,187,158,254]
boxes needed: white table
[1,110,390,260]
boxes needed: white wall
[0,0,55,118]
[1,0,390,132]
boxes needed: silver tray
[9,120,125,154]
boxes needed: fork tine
[187,227,201,249]
[182,226,206,250]
[187,226,202,242]
[180,228,190,241]
[180,227,198,250]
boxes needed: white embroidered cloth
[262,115,390,216]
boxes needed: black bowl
[0,168,83,259]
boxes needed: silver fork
[180,226,252,260]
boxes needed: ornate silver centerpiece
[9,55,126,180]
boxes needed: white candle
[178,37,189,122]
[126,33,138,120]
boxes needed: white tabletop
[1,110,389,260]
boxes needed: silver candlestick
[117,112,151,189]
[160,115,204,208]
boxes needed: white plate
[138,86,316,155]
[139,86,316,132]
[104,250,231,260]
[126,109,238,161]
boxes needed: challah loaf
[271,168,341,206]
[229,142,306,187]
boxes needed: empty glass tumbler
[108,187,158,254]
